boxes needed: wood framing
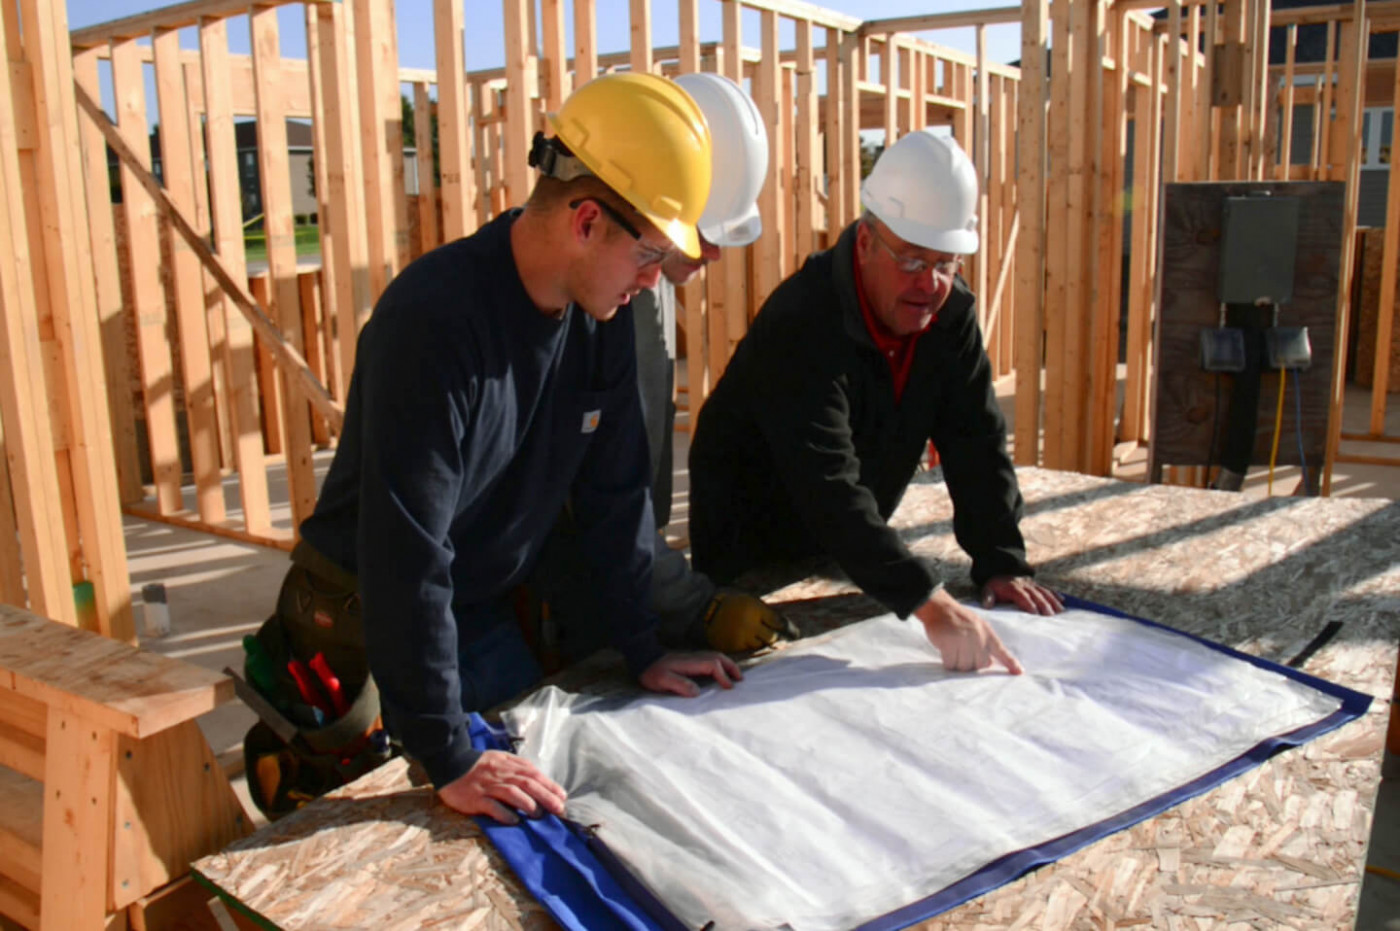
[112,36,183,517]
[251,6,318,531]
[311,2,372,392]
[25,0,131,640]
[1323,0,1369,494]
[0,5,74,626]
[412,80,439,255]
[72,48,142,507]
[154,26,224,525]
[502,0,533,210]
[12,0,1389,670]
[1014,0,1048,466]
[74,87,343,433]
[756,8,785,303]
[200,13,272,538]
[435,0,475,242]
[354,0,407,297]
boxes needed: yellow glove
[701,591,797,653]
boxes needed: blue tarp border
[469,596,1374,931]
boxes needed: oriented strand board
[196,759,559,931]
[194,468,1396,931]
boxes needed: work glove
[701,591,799,653]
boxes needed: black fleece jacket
[688,220,1032,618]
[301,211,663,788]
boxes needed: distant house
[1268,0,1399,226]
[236,120,422,222]
[234,120,318,221]
[109,119,420,224]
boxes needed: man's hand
[980,575,1063,616]
[437,750,567,825]
[640,651,744,697]
[914,588,1022,675]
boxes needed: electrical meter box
[1217,195,1300,305]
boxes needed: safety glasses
[570,197,673,268]
[869,223,963,279]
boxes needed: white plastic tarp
[503,606,1343,931]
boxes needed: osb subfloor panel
[193,467,1399,931]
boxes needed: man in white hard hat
[688,129,1063,676]
[531,72,794,655]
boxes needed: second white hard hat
[861,129,979,255]
[674,72,769,248]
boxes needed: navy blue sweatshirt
[300,211,664,787]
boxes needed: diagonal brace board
[73,82,344,432]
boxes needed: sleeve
[754,336,940,620]
[929,300,1033,588]
[570,321,666,678]
[354,315,481,789]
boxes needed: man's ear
[570,199,603,246]
[853,220,873,261]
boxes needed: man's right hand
[639,651,743,697]
[914,588,1022,675]
[437,750,567,825]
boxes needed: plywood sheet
[0,604,232,739]
[195,758,556,931]
[194,468,1397,930]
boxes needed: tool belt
[232,540,395,818]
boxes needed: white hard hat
[674,73,768,248]
[861,129,979,255]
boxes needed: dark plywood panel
[1151,182,1343,478]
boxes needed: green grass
[243,224,322,264]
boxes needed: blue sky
[66,0,1026,124]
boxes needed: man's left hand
[981,576,1064,616]
[639,652,744,698]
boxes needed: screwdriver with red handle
[309,652,350,717]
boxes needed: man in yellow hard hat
[689,130,1062,679]
[288,73,741,825]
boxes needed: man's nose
[702,240,722,263]
[637,264,663,290]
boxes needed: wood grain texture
[195,468,1395,931]
[0,604,230,740]
[111,720,251,909]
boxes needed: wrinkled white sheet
[503,607,1342,931]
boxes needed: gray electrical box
[1217,195,1300,305]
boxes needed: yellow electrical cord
[1267,371,1286,495]
[1367,863,1400,884]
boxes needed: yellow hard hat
[547,73,712,259]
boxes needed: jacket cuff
[618,627,667,679]
[882,560,942,619]
[417,731,484,790]
[970,549,1034,589]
